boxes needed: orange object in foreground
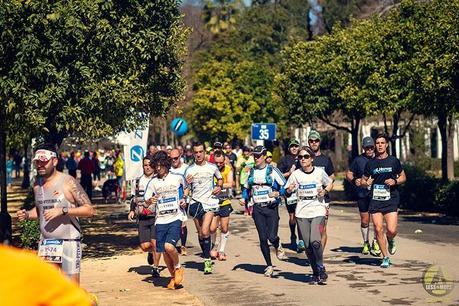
[0,245,93,306]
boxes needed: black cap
[253,145,267,155]
[213,142,223,149]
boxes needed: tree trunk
[438,113,449,181]
[351,118,360,161]
[391,114,399,157]
[0,102,12,243]
[21,140,31,189]
[447,114,455,180]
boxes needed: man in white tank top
[17,144,94,284]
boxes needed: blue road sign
[251,123,276,141]
[130,145,144,162]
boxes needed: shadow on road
[330,246,362,254]
[341,255,381,266]
[232,263,268,275]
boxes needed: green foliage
[202,0,242,35]
[435,181,459,217]
[190,0,310,141]
[18,219,40,249]
[399,164,442,212]
[322,0,368,33]
[0,0,189,145]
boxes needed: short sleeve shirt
[312,154,335,203]
[185,162,222,203]
[349,154,373,198]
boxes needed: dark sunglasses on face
[290,145,299,148]
[364,146,375,150]
[170,156,180,161]
[253,154,263,159]
[298,154,311,160]
[308,139,320,143]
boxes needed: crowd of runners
[4,129,406,304]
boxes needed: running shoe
[167,278,176,290]
[180,245,187,256]
[204,259,213,274]
[264,266,274,278]
[297,240,306,253]
[276,246,288,260]
[362,242,370,255]
[309,274,319,285]
[370,239,381,256]
[380,256,391,268]
[147,252,153,265]
[175,267,185,285]
[318,266,328,285]
[217,252,227,261]
[152,266,160,278]
[388,239,397,255]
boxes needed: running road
[81,201,459,306]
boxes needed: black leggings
[252,205,280,266]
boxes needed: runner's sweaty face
[375,137,388,155]
[214,155,225,171]
[143,159,154,176]
[289,145,299,156]
[308,139,320,152]
[170,149,181,168]
[34,158,57,177]
[193,145,206,163]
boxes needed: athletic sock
[211,232,216,249]
[219,231,229,253]
[175,263,181,269]
[203,236,211,259]
[199,238,205,253]
[361,226,369,243]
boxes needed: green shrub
[435,180,459,217]
[18,190,40,249]
[18,219,40,249]
[399,165,442,211]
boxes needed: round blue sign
[130,145,144,162]
[170,117,188,137]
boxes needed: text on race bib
[298,183,318,199]
[157,196,179,215]
[38,239,64,263]
[252,185,273,203]
[373,184,391,201]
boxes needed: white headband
[33,149,57,162]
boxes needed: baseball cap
[362,136,375,148]
[166,145,172,150]
[253,145,267,155]
[213,142,223,149]
[308,130,321,140]
[266,151,273,158]
[289,139,300,147]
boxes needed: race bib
[217,188,231,200]
[298,183,318,200]
[38,239,64,263]
[252,185,273,203]
[199,196,220,211]
[286,193,298,205]
[157,196,179,215]
[373,184,391,201]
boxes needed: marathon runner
[185,142,223,274]
[277,139,302,251]
[210,151,234,261]
[361,133,406,268]
[17,143,95,284]
[170,148,190,256]
[346,136,380,256]
[236,146,254,216]
[308,130,335,249]
[285,146,333,284]
[128,156,161,277]
[240,146,287,278]
[145,152,187,289]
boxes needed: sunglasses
[170,156,180,161]
[289,145,299,148]
[298,154,311,160]
[364,146,375,150]
[253,154,264,159]
[308,139,320,143]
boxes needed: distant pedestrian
[78,151,95,200]
[66,152,78,178]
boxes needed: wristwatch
[62,207,69,215]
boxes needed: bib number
[200,196,220,211]
[298,183,318,200]
[373,184,391,201]
[38,239,64,263]
[252,186,273,203]
[157,196,179,215]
